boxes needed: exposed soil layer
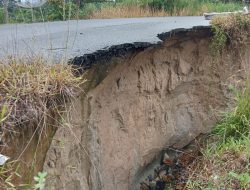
[43,27,249,190]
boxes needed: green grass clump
[186,85,250,189]
[211,14,250,55]
[213,86,250,141]
[204,1,242,13]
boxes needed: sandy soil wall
[42,28,250,190]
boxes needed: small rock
[0,154,9,165]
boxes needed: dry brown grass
[211,14,250,31]
[0,57,84,132]
[88,4,218,19]
[0,57,85,189]
[90,5,168,19]
[210,14,250,55]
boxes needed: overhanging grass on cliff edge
[210,14,250,55]
[0,57,85,189]
[0,57,85,132]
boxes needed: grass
[186,15,250,189]
[0,0,243,23]
[0,57,85,189]
[0,161,19,189]
[89,4,167,19]
[87,0,243,19]
[210,13,250,56]
[186,85,250,189]
[0,56,84,130]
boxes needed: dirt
[0,121,56,185]
[42,28,249,190]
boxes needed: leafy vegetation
[213,86,250,141]
[0,166,48,190]
[186,16,250,186]
[186,84,250,189]
[34,172,47,190]
[210,14,250,56]
[170,91,250,189]
[0,0,244,23]
[186,18,250,188]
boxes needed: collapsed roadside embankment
[43,25,249,190]
[1,19,249,190]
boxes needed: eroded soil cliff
[42,28,250,190]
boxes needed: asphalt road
[0,17,210,59]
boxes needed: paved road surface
[0,17,210,59]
